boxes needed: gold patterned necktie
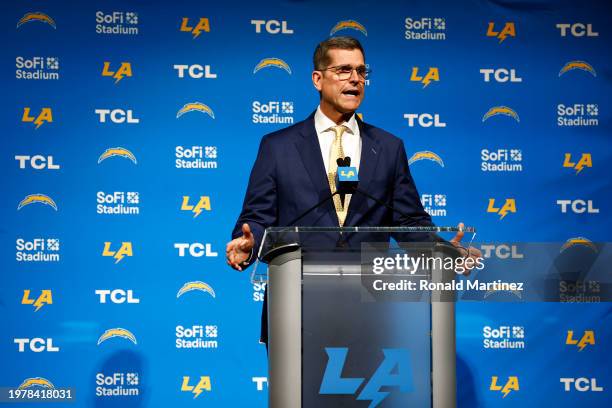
[327,125,350,226]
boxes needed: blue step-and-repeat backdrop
[1,0,611,406]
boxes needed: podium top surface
[263,226,475,233]
[252,226,477,283]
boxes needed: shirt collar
[314,105,359,136]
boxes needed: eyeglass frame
[319,64,371,81]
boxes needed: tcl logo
[15,155,60,170]
[480,244,524,259]
[95,289,140,304]
[14,338,59,352]
[480,68,522,83]
[556,23,598,37]
[560,378,604,392]
[403,113,446,127]
[556,200,599,214]
[251,20,293,34]
[173,64,217,79]
[174,243,218,257]
[252,377,268,391]
[95,109,140,124]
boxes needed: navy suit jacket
[232,112,436,344]
[232,112,434,248]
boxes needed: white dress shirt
[314,106,362,174]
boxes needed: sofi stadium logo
[483,326,525,349]
[16,238,60,262]
[175,146,218,169]
[420,194,447,217]
[320,347,413,407]
[490,376,519,398]
[16,57,59,80]
[17,12,56,30]
[404,17,446,40]
[180,18,210,39]
[181,196,211,218]
[252,101,294,124]
[563,153,592,174]
[481,149,523,172]
[22,290,53,312]
[102,62,132,84]
[486,22,516,43]
[181,376,212,399]
[176,325,218,349]
[95,11,139,35]
[566,330,595,351]
[253,282,266,302]
[330,20,367,36]
[410,67,439,88]
[22,107,53,129]
[487,199,516,220]
[97,191,140,215]
[557,104,598,127]
[96,372,140,397]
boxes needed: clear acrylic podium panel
[256,227,473,408]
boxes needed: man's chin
[338,102,362,114]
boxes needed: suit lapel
[345,118,380,226]
[295,112,339,225]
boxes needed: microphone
[286,156,416,226]
[335,157,358,195]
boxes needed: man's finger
[450,222,465,244]
[242,223,252,238]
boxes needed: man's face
[313,48,366,116]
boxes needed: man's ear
[312,70,322,91]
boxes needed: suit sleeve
[392,139,434,227]
[231,136,278,265]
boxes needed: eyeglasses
[321,64,371,81]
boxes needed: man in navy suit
[226,37,477,343]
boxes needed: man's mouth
[342,89,360,97]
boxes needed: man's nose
[348,69,360,84]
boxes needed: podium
[253,226,473,408]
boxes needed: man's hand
[449,222,482,275]
[226,223,255,271]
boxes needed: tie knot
[331,125,348,140]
